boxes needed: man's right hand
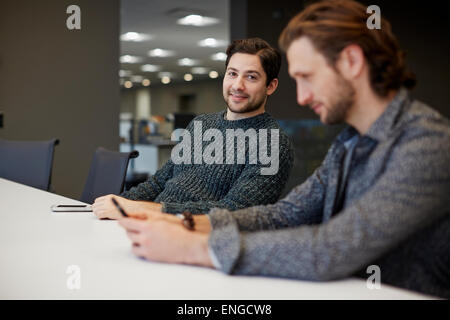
[92,194,159,220]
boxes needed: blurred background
[1,0,449,199]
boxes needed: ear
[266,78,279,96]
[337,44,365,80]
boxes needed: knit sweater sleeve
[121,116,203,201]
[120,159,175,201]
[161,133,294,214]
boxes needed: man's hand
[92,194,162,220]
[118,212,213,267]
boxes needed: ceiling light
[124,81,133,88]
[148,48,175,57]
[191,67,209,74]
[158,72,175,78]
[120,32,152,42]
[211,52,227,61]
[177,14,220,27]
[198,38,227,48]
[141,64,161,72]
[178,58,199,66]
[120,55,144,63]
[184,73,193,81]
[209,71,219,79]
[130,75,144,83]
[142,79,151,86]
[161,76,171,84]
[119,70,132,77]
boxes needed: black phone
[50,204,93,212]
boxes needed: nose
[232,76,245,91]
[296,82,313,106]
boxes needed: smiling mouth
[230,92,249,101]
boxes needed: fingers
[132,243,147,258]
[118,217,148,233]
[127,229,149,260]
[126,230,144,245]
[127,211,148,220]
[93,194,121,206]
[92,194,121,219]
[93,194,113,203]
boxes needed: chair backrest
[80,147,139,204]
[0,138,59,191]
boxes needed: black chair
[0,138,59,191]
[80,147,139,204]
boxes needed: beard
[224,91,267,114]
[321,73,355,125]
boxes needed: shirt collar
[336,88,410,145]
[364,87,410,142]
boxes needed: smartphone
[51,204,93,212]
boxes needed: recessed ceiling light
[177,14,220,27]
[178,58,199,66]
[184,73,193,81]
[148,48,176,57]
[142,79,151,86]
[120,55,144,63]
[120,32,152,42]
[211,52,227,61]
[209,71,219,79]
[191,67,209,74]
[141,64,161,72]
[198,38,227,48]
[161,76,171,84]
[124,81,133,88]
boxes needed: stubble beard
[322,74,355,125]
[225,91,267,114]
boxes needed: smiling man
[118,0,450,298]
[93,38,293,219]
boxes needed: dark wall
[230,0,450,119]
[230,0,450,195]
[230,0,309,119]
[358,0,450,118]
[0,0,120,199]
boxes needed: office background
[1,0,449,199]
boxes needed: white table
[0,178,434,300]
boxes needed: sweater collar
[219,110,272,128]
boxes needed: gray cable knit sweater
[121,110,294,214]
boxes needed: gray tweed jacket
[208,88,450,298]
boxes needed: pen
[111,198,129,217]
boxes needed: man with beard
[93,38,294,219]
[117,0,450,298]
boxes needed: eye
[301,73,311,81]
[227,71,237,77]
[247,74,257,80]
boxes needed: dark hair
[279,0,416,97]
[225,38,281,86]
